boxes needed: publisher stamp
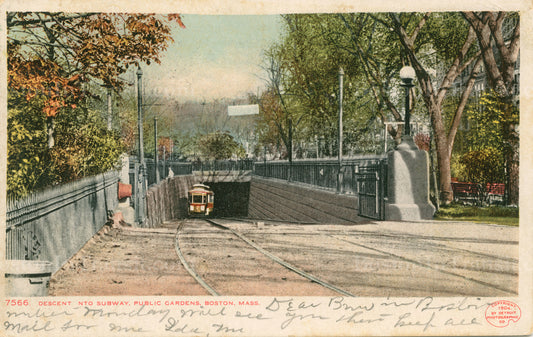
[485,300,521,328]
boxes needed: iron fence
[145,159,193,186]
[133,158,254,187]
[192,159,255,172]
[254,157,387,195]
[6,171,118,267]
[355,160,388,219]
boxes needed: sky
[141,14,283,102]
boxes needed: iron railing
[192,159,255,172]
[355,160,388,219]
[254,157,387,195]
[6,171,118,261]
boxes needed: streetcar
[187,183,214,216]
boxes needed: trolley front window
[192,195,203,203]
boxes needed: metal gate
[355,160,387,220]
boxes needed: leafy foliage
[459,147,505,205]
[258,14,401,159]
[196,131,245,160]
[48,109,125,183]
[7,12,185,198]
[7,93,49,198]
[450,90,519,204]
[158,137,174,160]
[462,12,520,204]
[460,147,505,184]
[414,133,430,151]
[7,88,125,199]
[465,91,519,152]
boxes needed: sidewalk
[49,222,209,296]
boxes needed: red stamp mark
[485,300,521,327]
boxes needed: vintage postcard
[0,0,532,336]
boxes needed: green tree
[7,89,125,198]
[335,13,407,144]
[258,12,490,206]
[196,131,245,160]
[460,147,505,205]
[48,108,125,183]
[7,92,49,198]
[258,14,390,159]
[462,12,519,204]
[387,12,484,204]
[454,90,518,204]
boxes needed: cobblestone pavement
[50,219,518,297]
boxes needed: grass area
[435,204,519,226]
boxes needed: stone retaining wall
[145,175,363,227]
[248,177,362,224]
[145,175,199,227]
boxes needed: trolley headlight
[200,205,205,211]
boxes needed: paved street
[50,219,518,297]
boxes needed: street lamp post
[337,67,344,194]
[399,65,418,150]
[399,66,415,136]
[384,64,435,220]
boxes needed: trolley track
[175,217,517,297]
[175,218,356,297]
[329,235,517,295]
[216,218,517,296]
[224,217,518,265]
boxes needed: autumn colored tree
[414,133,431,151]
[7,12,185,197]
[158,137,174,160]
[8,12,184,146]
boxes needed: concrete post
[385,65,435,221]
[385,138,436,220]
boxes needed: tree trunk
[501,96,519,205]
[507,140,519,205]
[46,116,55,149]
[429,105,453,205]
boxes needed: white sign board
[228,104,259,116]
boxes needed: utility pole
[154,117,160,184]
[107,87,112,130]
[337,67,344,194]
[136,67,146,225]
[288,118,293,182]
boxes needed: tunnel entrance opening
[200,182,250,218]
